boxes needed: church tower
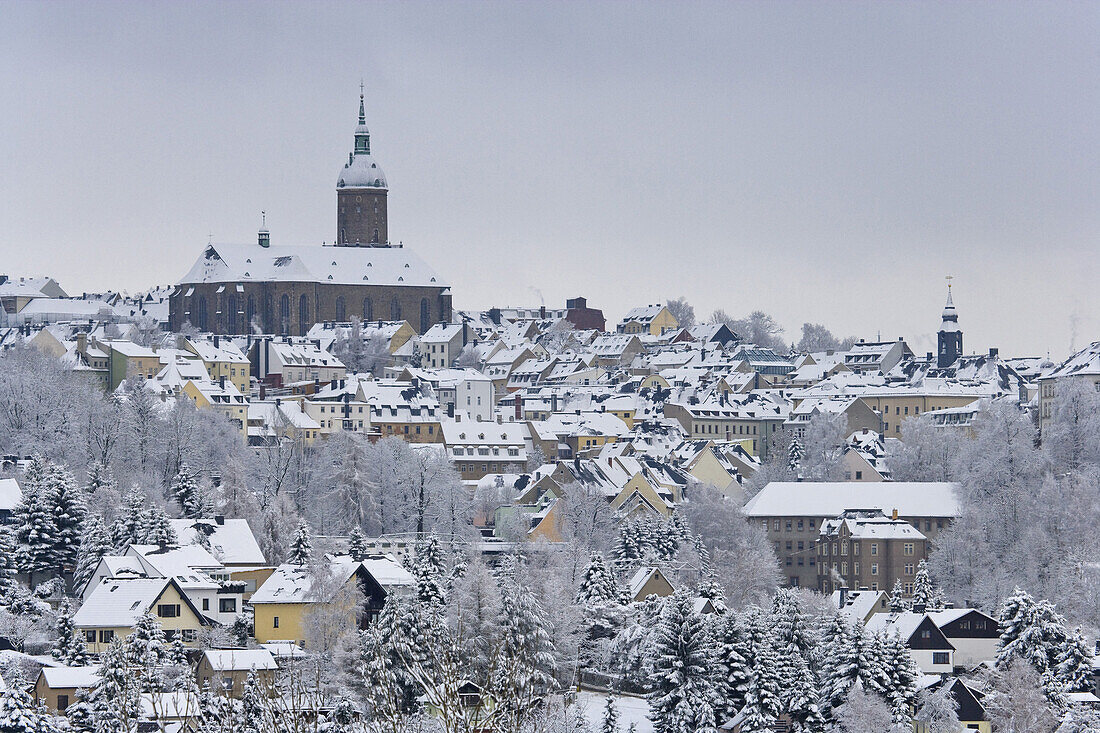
[937,282,962,367]
[336,88,388,246]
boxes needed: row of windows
[771,519,819,532]
[189,293,434,334]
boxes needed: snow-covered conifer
[288,519,312,565]
[911,560,935,609]
[883,632,921,729]
[126,613,168,692]
[412,535,446,607]
[112,485,146,548]
[577,553,619,606]
[347,525,368,561]
[73,513,113,593]
[12,458,60,582]
[49,464,86,571]
[140,505,177,547]
[1055,627,1093,692]
[53,601,88,666]
[600,695,619,733]
[888,579,907,613]
[739,641,783,733]
[648,591,718,733]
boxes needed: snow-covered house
[73,577,211,654]
[866,612,955,674]
[196,648,278,697]
[0,478,22,523]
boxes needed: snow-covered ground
[576,690,654,733]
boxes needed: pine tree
[49,464,86,572]
[713,611,753,719]
[112,485,146,548]
[771,588,814,660]
[911,560,935,610]
[817,613,860,721]
[238,670,268,733]
[788,439,804,472]
[140,505,178,548]
[412,535,446,607]
[0,527,18,592]
[0,679,57,733]
[1055,627,1094,692]
[648,591,718,733]
[126,613,168,692]
[85,461,115,496]
[348,525,368,561]
[888,579,907,613]
[739,641,783,733]
[12,457,60,582]
[601,695,619,733]
[288,519,312,565]
[85,639,141,733]
[73,513,113,593]
[615,521,643,562]
[169,463,206,519]
[497,578,556,721]
[53,601,88,666]
[883,632,920,729]
[857,630,892,697]
[996,588,1070,677]
[777,643,824,733]
[577,553,619,606]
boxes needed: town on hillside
[2,60,1100,733]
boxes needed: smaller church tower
[337,87,388,246]
[937,281,962,367]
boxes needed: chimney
[551,393,558,413]
[258,226,270,248]
[331,378,338,390]
[926,352,933,361]
[455,412,461,423]
[275,398,281,407]
[839,586,849,608]
[214,515,225,526]
[213,335,219,348]
[462,321,468,347]
[219,375,225,389]
[540,305,546,319]
[891,508,899,520]
[259,383,266,400]
[76,332,87,356]
[515,394,523,421]
[496,415,502,424]
[989,347,999,358]
[607,457,613,468]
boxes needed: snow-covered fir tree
[0,527,18,592]
[816,613,860,721]
[12,457,61,582]
[889,579,907,613]
[648,591,718,733]
[577,553,619,606]
[84,639,141,733]
[49,464,86,571]
[776,643,824,732]
[73,513,113,592]
[288,519,312,565]
[911,560,935,609]
[497,577,556,724]
[712,610,753,719]
[53,601,88,666]
[412,535,446,607]
[739,640,783,733]
[140,504,177,547]
[347,525,368,561]
[0,677,58,733]
[600,695,619,733]
[126,613,169,692]
[883,632,921,729]
[168,462,204,518]
[112,484,146,548]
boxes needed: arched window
[279,295,290,335]
[196,296,208,331]
[299,295,309,335]
[363,297,373,322]
[420,298,430,334]
[390,297,401,321]
[226,296,238,334]
[335,296,346,322]
[371,228,380,244]
[264,294,273,332]
[246,295,256,331]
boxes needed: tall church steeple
[337,86,388,246]
[937,280,962,368]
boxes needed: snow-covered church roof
[177,243,447,289]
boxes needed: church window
[420,299,430,334]
[299,295,309,334]
[372,228,380,243]
[363,297,373,321]
[227,296,238,334]
[280,295,290,335]
[390,298,401,320]
[335,297,346,321]
[246,295,255,327]
[196,296,208,331]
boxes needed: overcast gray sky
[1,1,1097,358]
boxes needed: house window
[280,295,291,334]
[182,629,197,643]
[905,582,914,594]
[852,541,860,555]
[299,295,309,335]
[273,617,280,629]
[905,563,915,575]
[57,695,69,711]
[157,604,181,618]
[854,562,860,574]
[363,297,373,321]
[222,677,234,691]
[933,652,950,665]
[870,543,879,556]
[870,564,878,576]
[785,521,792,531]
[855,471,863,480]
[99,630,114,643]
[85,630,97,643]
[202,598,209,611]
[219,598,237,614]
[335,297,346,321]
[773,520,780,532]
[904,543,914,556]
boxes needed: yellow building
[617,304,678,336]
[183,378,249,440]
[250,557,414,646]
[35,666,100,713]
[107,340,162,391]
[72,578,210,654]
[184,336,251,394]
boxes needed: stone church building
[170,93,451,336]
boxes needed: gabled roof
[178,243,448,288]
[745,482,960,518]
[201,648,278,672]
[73,577,209,628]
[38,665,100,690]
[170,518,266,566]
